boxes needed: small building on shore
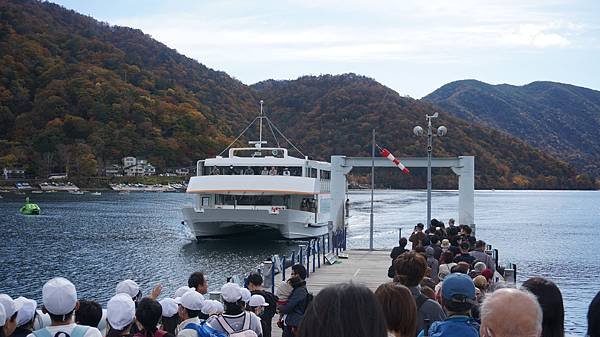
[122,157,156,176]
[3,167,25,180]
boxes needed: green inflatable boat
[20,197,41,215]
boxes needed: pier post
[454,156,475,227]
[282,256,286,281]
[312,240,316,272]
[331,156,352,231]
[316,239,320,268]
[306,242,310,278]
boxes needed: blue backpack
[184,322,228,337]
[427,316,480,337]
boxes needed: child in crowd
[275,280,293,329]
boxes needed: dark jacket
[278,278,308,327]
[13,327,33,337]
[390,246,409,260]
[251,289,278,337]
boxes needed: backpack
[33,325,89,337]
[184,322,228,337]
[427,317,480,337]
[304,292,314,310]
[216,312,258,337]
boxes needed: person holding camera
[409,223,426,250]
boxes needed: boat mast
[258,100,264,150]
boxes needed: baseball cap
[0,294,24,320]
[220,283,242,303]
[248,295,269,307]
[442,273,476,303]
[14,297,37,327]
[201,300,224,315]
[174,286,193,298]
[107,293,135,330]
[159,298,178,317]
[0,304,5,327]
[180,290,204,311]
[42,277,77,315]
[116,280,140,299]
[240,288,251,303]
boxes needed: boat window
[320,170,330,179]
[201,196,210,206]
[310,168,317,178]
[205,166,303,176]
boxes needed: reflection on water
[1,189,599,335]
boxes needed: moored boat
[182,102,331,240]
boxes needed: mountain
[0,0,595,189]
[423,80,600,177]
[0,0,257,175]
[251,75,596,189]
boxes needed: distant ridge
[423,80,600,177]
[252,74,596,189]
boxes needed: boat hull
[182,207,329,239]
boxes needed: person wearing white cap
[240,289,251,306]
[0,303,6,337]
[26,277,102,337]
[0,294,23,337]
[200,301,223,317]
[175,291,205,337]
[106,294,135,337]
[205,283,262,337]
[159,299,179,335]
[116,280,141,303]
[247,295,269,333]
[12,297,37,337]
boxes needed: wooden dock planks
[271,249,391,337]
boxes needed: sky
[52,0,600,98]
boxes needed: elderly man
[480,288,543,337]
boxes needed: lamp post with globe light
[413,112,447,229]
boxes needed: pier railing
[251,226,348,293]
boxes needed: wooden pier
[271,249,390,336]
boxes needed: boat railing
[213,205,287,211]
[319,179,330,192]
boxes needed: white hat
[159,298,178,317]
[116,280,140,299]
[180,290,204,311]
[201,300,224,315]
[248,295,269,307]
[220,283,242,303]
[42,278,77,315]
[107,293,135,330]
[0,304,5,327]
[14,297,37,327]
[0,294,24,320]
[240,288,251,303]
[174,286,193,298]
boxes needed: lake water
[1,189,598,335]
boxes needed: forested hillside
[424,80,600,177]
[0,0,595,189]
[252,75,596,189]
[0,0,256,175]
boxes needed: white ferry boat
[182,103,331,239]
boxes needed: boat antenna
[258,100,264,149]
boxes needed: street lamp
[413,112,447,229]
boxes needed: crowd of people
[2,218,600,337]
